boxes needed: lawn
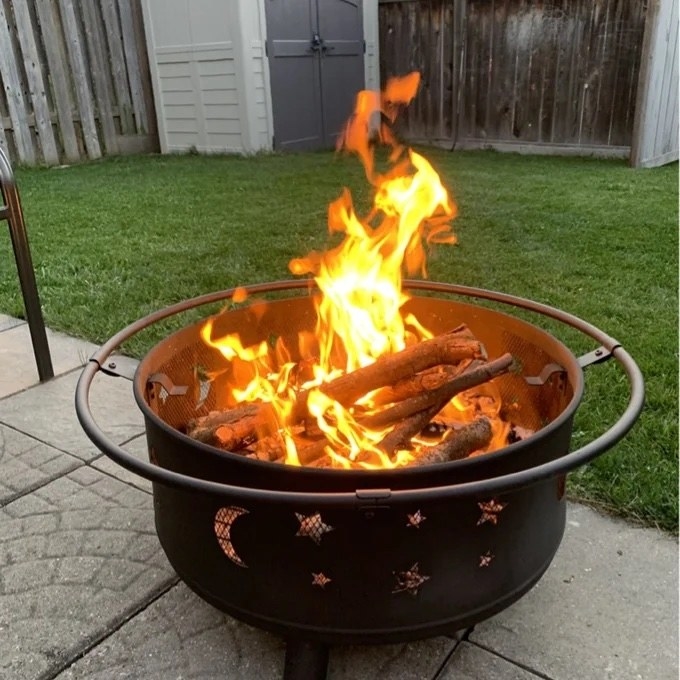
[1,149,677,531]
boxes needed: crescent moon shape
[214,506,249,568]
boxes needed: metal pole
[0,149,54,381]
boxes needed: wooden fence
[0,0,157,166]
[630,0,678,167]
[379,0,647,153]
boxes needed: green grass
[1,150,677,531]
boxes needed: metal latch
[356,488,392,519]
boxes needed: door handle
[310,33,323,51]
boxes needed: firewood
[376,401,443,455]
[302,325,485,412]
[409,418,492,466]
[296,438,331,465]
[185,404,259,441]
[186,326,486,449]
[187,351,512,454]
[362,353,514,432]
[370,363,466,406]
[211,415,260,449]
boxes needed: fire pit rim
[75,280,644,504]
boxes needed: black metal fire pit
[75,281,643,680]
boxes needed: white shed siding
[143,0,268,154]
[236,0,273,151]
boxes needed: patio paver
[0,423,81,505]
[0,369,144,461]
[0,314,24,332]
[91,433,152,493]
[0,322,99,398]
[0,467,176,680]
[438,641,543,679]
[469,502,678,680]
[53,582,456,680]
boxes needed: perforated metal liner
[138,293,578,480]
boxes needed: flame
[202,73,504,469]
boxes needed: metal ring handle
[75,281,644,506]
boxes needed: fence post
[0,149,54,382]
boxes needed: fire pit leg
[283,639,330,680]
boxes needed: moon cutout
[214,506,249,568]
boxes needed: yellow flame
[201,73,466,468]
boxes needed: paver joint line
[37,578,180,680]
[467,640,560,680]
[431,633,467,680]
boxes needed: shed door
[266,0,364,151]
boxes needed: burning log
[185,325,486,449]
[372,353,512,455]
[376,401,444,455]
[370,363,464,406]
[364,354,514,431]
[297,324,486,413]
[206,416,259,450]
[409,417,493,466]
[184,329,514,468]
[185,404,260,444]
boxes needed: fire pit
[75,280,643,680]
[75,74,643,679]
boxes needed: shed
[141,0,380,154]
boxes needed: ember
[190,73,524,469]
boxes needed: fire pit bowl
[75,281,643,680]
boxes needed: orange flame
[203,73,482,468]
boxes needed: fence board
[12,0,60,164]
[59,0,102,159]
[117,0,149,132]
[0,118,9,158]
[81,0,119,153]
[35,0,80,161]
[0,1,35,163]
[130,0,157,137]
[631,0,679,167]
[379,0,648,153]
[451,0,465,143]
[101,0,135,133]
[0,0,156,165]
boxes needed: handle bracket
[578,346,615,369]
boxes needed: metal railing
[0,148,54,381]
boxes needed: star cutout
[312,572,332,588]
[479,551,494,567]
[295,512,333,545]
[477,499,507,526]
[392,563,430,596]
[406,510,426,528]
